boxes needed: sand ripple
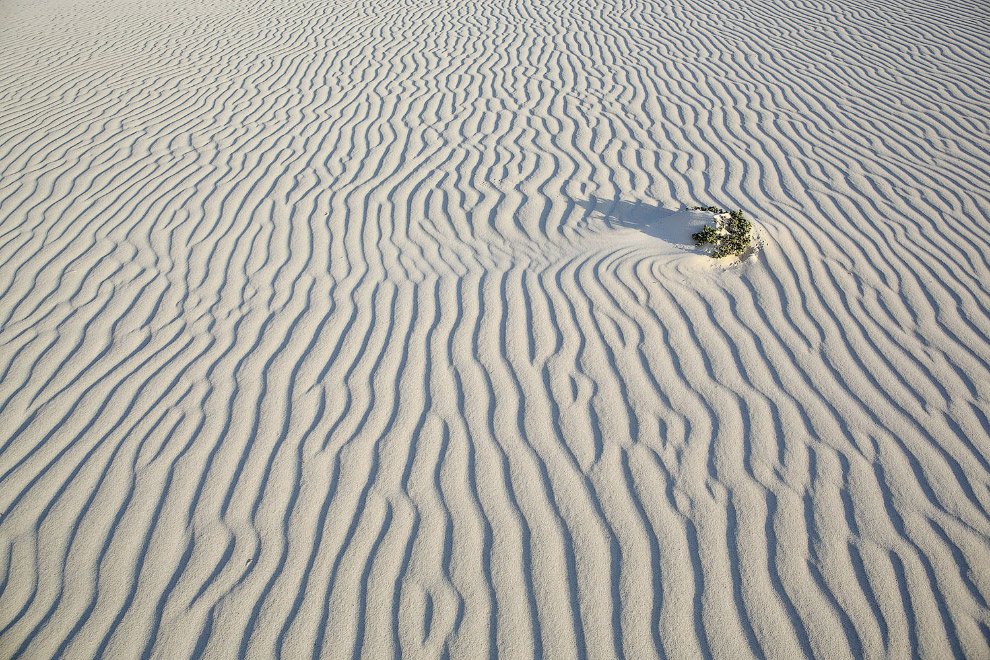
[1,0,989,657]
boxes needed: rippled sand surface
[1,0,989,656]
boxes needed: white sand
[1,0,989,656]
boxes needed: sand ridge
[1,0,989,657]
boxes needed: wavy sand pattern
[1,0,989,656]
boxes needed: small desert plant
[690,205,752,258]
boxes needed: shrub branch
[690,206,752,258]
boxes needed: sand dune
[1,0,989,656]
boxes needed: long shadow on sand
[574,198,709,248]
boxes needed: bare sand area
[1,0,989,656]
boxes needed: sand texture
[1,0,989,656]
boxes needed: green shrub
[690,205,752,258]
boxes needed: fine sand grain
[1,0,989,657]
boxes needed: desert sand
[1,0,989,656]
